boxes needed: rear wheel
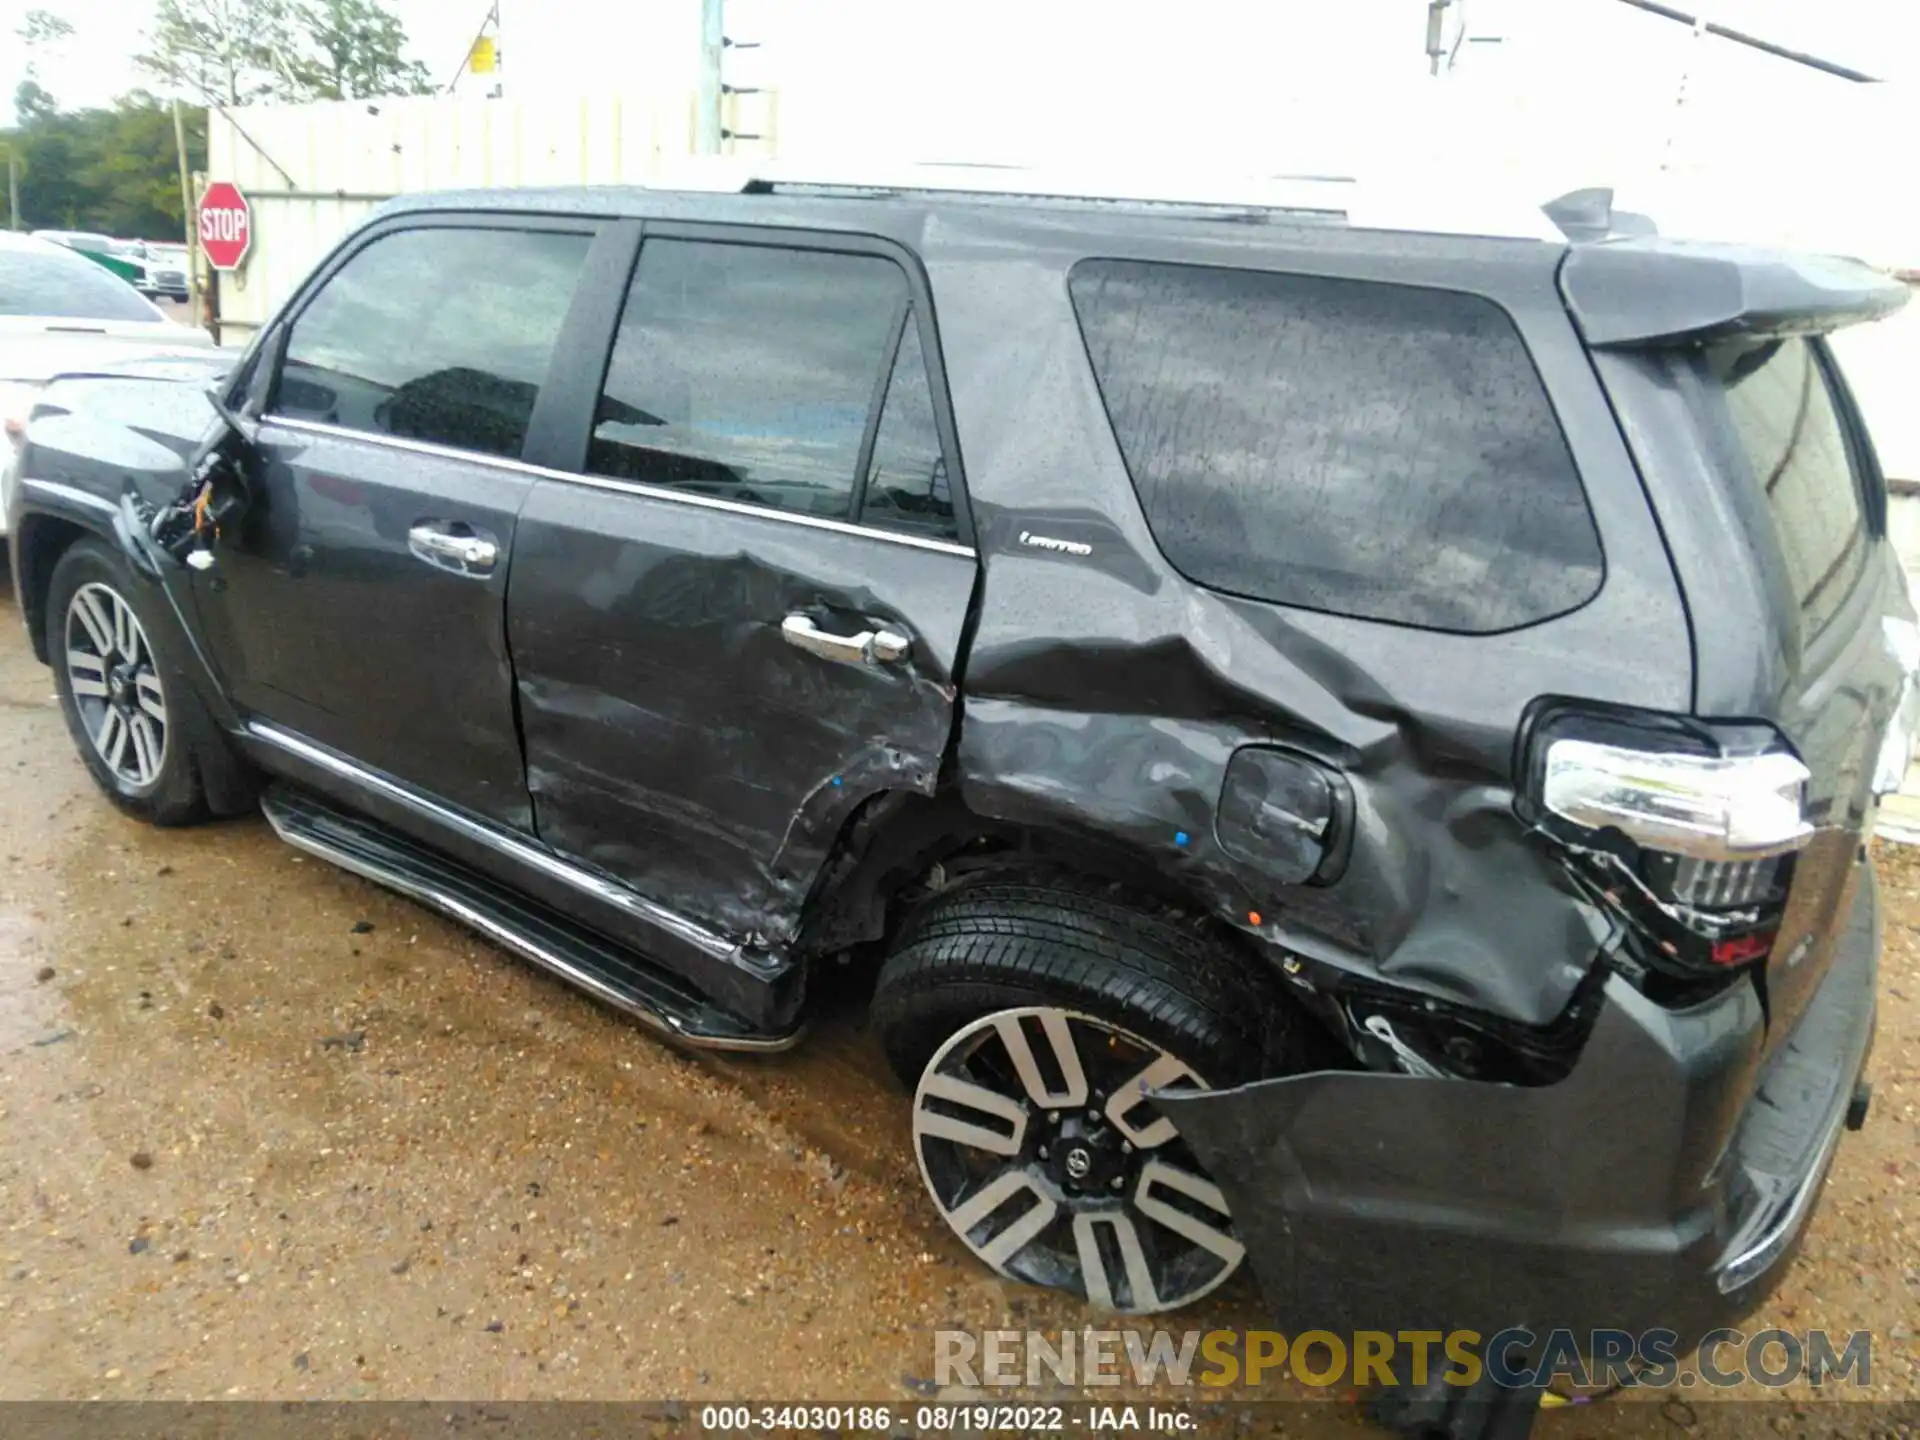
[872,874,1293,1314]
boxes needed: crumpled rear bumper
[1157,863,1880,1344]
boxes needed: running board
[260,784,801,1052]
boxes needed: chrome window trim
[262,414,978,559]
[245,719,747,966]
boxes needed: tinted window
[276,227,591,459]
[1069,260,1603,633]
[0,244,161,321]
[588,240,907,520]
[861,318,956,540]
[1709,338,1868,638]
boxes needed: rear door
[508,226,978,944]
[190,216,602,829]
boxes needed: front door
[508,231,979,943]
[190,218,600,828]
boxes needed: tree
[138,0,432,107]
[3,93,208,237]
[13,79,58,125]
[137,0,294,108]
[19,9,74,47]
[288,0,433,101]
[14,7,74,119]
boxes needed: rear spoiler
[1560,238,1910,348]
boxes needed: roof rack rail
[642,158,1571,243]
[660,159,1350,215]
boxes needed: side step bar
[260,784,802,1053]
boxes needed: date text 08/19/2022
[698,1403,1196,1432]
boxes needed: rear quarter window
[1068,259,1603,633]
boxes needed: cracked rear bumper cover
[1156,868,1880,1344]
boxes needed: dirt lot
[0,567,1914,1435]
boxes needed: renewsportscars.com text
[934,1326,1874,1391]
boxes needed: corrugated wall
[205,89,774,344]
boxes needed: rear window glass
[588,239,908,521]
[0,245,160,322]
[1069,259,1603,633]
[1707,338,1868,638]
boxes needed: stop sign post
[198,181,252,272]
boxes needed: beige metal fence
[205,89,776,346]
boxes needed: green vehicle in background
[29,230,144,286]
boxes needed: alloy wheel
[65,582,168,788]
[911,1006,1245,1314]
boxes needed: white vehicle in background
[112,239,193,304]
[1,232,217,536]
[32,229,117,255]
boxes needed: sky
[3,0,1914,257]
[2,0,1912,121]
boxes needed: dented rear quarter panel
[920,212,1696,1026]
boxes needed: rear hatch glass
[1708,337,1871,640]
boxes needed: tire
[872,872,1294,1314]
[46,539,248,826]
[873,873,1291,1087]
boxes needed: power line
[1608,0,1878,82]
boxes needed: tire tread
[872,871,1290,1087]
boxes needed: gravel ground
[0,570,1913,1437]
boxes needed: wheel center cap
[1064,1146,1092,1180]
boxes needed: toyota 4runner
[6,168,1912,1435]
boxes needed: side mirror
[204,322,285,444]
[151,380,263,563]
[204,380,259,447]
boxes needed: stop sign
[198,181,252,272]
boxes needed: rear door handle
[782,613,910,666]
[408,522,498,577]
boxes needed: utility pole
[697,0,724,154]
[6,153,19,231]
[1425,0,1454,75]
[172,99,201,328]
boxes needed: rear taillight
[1522,705,1811,983]
[1662,854,1784,909]
[1539,739,1811,861]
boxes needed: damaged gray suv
[6,168,1912,1433]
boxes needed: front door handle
[782,613,910,666]
[408,522,498,577]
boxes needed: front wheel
[47,539,244,825]
[872,874,1293,1314]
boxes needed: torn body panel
[923,213,1693,1031]
[506,475,976,947]
[8,369,242,739]
[1154,865,1878,1340]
